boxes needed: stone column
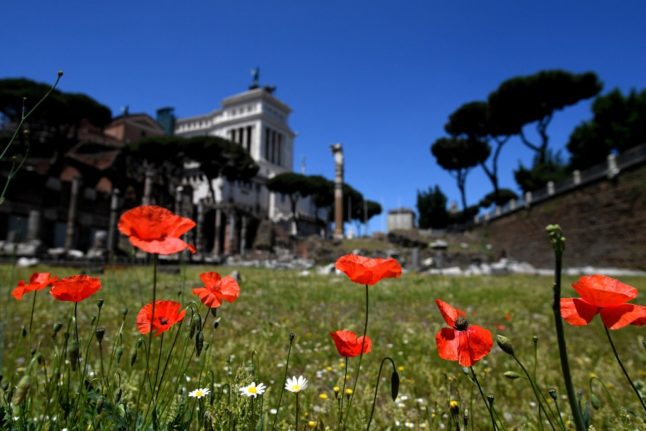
[106,188,120,257]
[607,153,620,178]
[196,200,205,255]
[240,216,248,256]
[26,210,41,241]
[175,186,183,215]
[226,211,237,255]
[142,169,154,205]
[64,176,81,251]
[212,208,222,256]
[330,143,344,239]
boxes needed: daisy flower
[188,387,210,399]
[285,375,308,393]
[239,382,267,398]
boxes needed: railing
[474,143,646,224]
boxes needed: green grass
[1,264,645,430]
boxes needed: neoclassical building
[175,80,319,255]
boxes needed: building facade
[175,84,319,255]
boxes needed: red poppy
[560,275,646,330]
[191,272,240,308]
[50,275,102,303]
[118,205,196,255]
[330,330,372,358]
[12,272,57,300]
[335,254,402,286]
[435,299,493,367]
[136,300,186,336]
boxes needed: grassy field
[1,263,645,430]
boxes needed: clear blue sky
[3,1,646,232]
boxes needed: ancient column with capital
[106,188,120,257]
[331,143,344,239]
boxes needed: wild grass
[1,264,645,430]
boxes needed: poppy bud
[95,327,106,344]
[135,337,144,349]
[487,394,495,409]
[52,322,63,336]
[21,326,27,338]
[548,387,558,401]
[97,299,104,309]
[213,321,219,329]
[115,345,124,364]
[11,375,30,406]
[496,335,515,356]
[121,307,128,319]
[69,341,80,369]
[590,393,600,410]
[130,351,138,367]
[289,332,295,342]
[391,369,400,401]
[504,371,521,380]
[58,70,64,77]
[211,308,218,317]
[195,331,204,357]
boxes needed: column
[240,216,248,256]
[106,188,120,257]
[64,176,81,251]
[26,210,41,241]
[212,208,222,256]
[142,169,154,205]
[227,211,237,255]
[196,200,205,255]
[175,186,183,215]
[331,143,344,239]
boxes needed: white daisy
[239,382,267,398]
[285,375,308,393]
[188,387,210,399]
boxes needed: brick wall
[473,163,646,270]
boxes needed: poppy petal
[218,276,241,303]
[129,236,192,255]
[458,325,493,367]
[11,281,27,300]
[572,275,638,307]
[200,272,222,287]
[335,254,402,286]
[435,299,464,327]
[436,327,460,362]
[560,298,599,326]
[600,304,646,330]
[192,287,223,308]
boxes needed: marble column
[240,216,248,256]
[64,176,81,251]
[106,188,120,257]
[196,200,205,255]
[331,143,344,239]
[26,210,41,241]
[142,169,154,205]
[212,208,222,256]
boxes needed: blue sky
[3,1,646,232]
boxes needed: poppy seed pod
[97,299,104,309]
[496,335,515,356]
[289,332,296,342]
[121,307,128,319]
[95,327,106,344]
[548,388,558,401]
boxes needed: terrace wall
[472,145,646,270]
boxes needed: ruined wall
[474,163,646,270]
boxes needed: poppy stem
[338,357,348,427]
[343,284,369,431]
[511,356,560,431]
[145,253,159,395]
[73,302,79,348]
[366,356,396,430]
[469,366,498,431]
[546,225,585,431]
[28,290,37,344]
[270,332,295,431]
[604,325,646,414]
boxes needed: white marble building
[175,83,319,254]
